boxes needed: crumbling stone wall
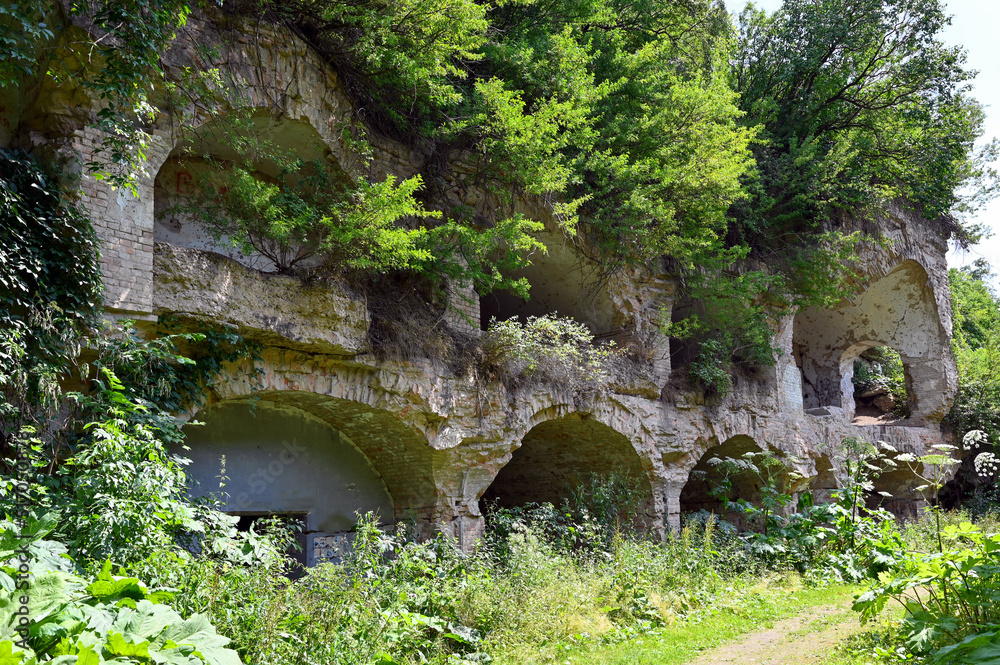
[794,259,955,424]
[4,7,960,552]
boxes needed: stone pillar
[774,316,805,417]
[432,461,496,552]
[443,259,481,336]
[662,475,686,534]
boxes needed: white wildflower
[964,430,989,450]
[975,452,1000,478]
[878,441,898,453]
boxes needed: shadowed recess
[481,414,651,510]
[679,435,764,515]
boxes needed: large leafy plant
[0,517,242,664]
[855,521,1000,662]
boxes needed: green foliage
[247,0,755,275]
[0,2,56,84]
[855,521,1000,660]
[486,470,649,555]
[697,438,910,581]
[0,521,243,664]
[176,161,440,276]
[668,231,867,395]
[2,313,260,567]
[1,0,192,190]
[130,509,782,664]
[174,159,547,296]
[259,0,488,134]
[470,0,756,269]
[482,314,620,390]
[568,468,649,540]
[734,0,995,235]
[0,150,101,408]
[947,264,1000,450]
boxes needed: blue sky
[740,0,1000,276]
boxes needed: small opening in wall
[850,346,911,425]
[233,512,309,572]
[478,232,614,335]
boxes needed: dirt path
[687,597,863,665]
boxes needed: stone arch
[479,412,656,523]
[188,387,439,528]
[182,400,394,533]
[793,260,955,423]
[153,111,345,273]
[254,390,436,520]
[838,342,913,423]
[479,230,616,335]
[870,458,928,520]
[679,435,765,518]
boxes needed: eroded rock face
[11,8,959,552]
[154,243,368,356]
[148,237,955,546]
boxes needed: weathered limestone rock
[12,7,961,552]
[154,243,369,356]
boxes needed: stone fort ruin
[4,7,959,564]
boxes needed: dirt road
[687,597,864,665]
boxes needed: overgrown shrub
[482,314,620,392]
[0,517,243,664]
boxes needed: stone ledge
[153,242,369,356]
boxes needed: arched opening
[153,112,343,272]
[182,391,436,564]
[679,436,764,519]
[870,458,927,520]
[183,400,394,565]
[481,414,653,524]
[479,231,615,335]
[846,344,912,424]
[792,260,950,423]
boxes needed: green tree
[946,263,1000,461]
[2,0,192,190]
[734,0,995,240]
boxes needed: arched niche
[792,260,953,423]
[840,343,912,424]
[480,414,653,518]
[479,231,615,335]
[183,401,393,534]
[679,436,765,518]
[153,112,344,272]
[182,390,437,559]
[869,458,927,520]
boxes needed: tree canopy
[733,0,994,244]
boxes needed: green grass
[816,609,908,665]
[544,580,862,665]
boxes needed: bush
[856,521,1000,661]
[482,314,620,392]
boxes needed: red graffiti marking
[176,171,194,195]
